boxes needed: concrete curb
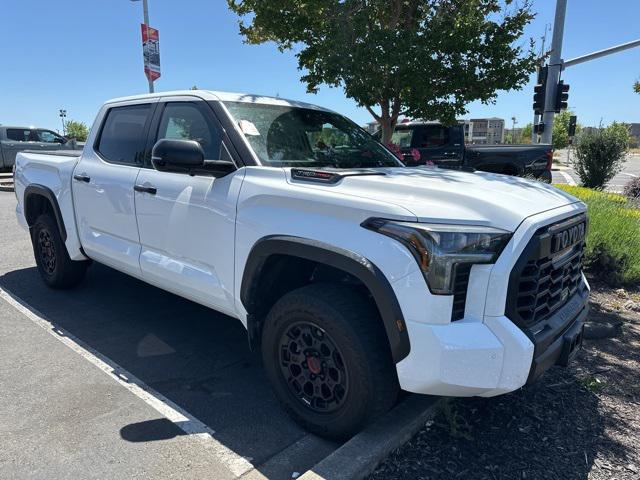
[299,395,439,480]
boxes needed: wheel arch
[240,235,410,363]
[24,184,67,241]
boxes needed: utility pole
[511,117,517,144]
[541,0,567,145]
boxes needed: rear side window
[6,129,32,142]
[416,126,449,148]
[390,128,414,148]
[97,104,151,165]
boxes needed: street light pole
[132,0,154,93]
[59,109,67,136]
[142,0,154,93]
[511,117,517,144]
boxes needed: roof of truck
[105,90,332,112]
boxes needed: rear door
[134,97,242,314]
[72,99,157,277]
[1,128,39,168]
[413,124,463,167]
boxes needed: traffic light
[532,66,548,115]
[568,115,578,137]
[555,81,570,112]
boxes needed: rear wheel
[262,283,399,439]
[31,214,88,289]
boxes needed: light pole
[511,116,517,144]
[131,0,154,93]
[59,109,67,136]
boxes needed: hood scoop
[291,168,386,184]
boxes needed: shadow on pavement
[0,263,329,473]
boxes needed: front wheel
[31,214,89,289]
[262,283,399,439]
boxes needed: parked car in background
[377,121,553,182]
[0,126,82,171]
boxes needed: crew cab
[0,126,82,171]
[380,121,553,181]
[14,91,589,439]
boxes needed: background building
[466,118,505,144]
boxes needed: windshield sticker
[238,120,260,136]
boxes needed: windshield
[223,101,402,169]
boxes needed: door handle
[134,184,157,195]
[73,174,90,183]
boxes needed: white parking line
[621,172,638,178]
[559,171,577,186]
[0,286,254,478]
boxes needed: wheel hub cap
[279,322,349,413]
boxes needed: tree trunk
[366,100,400,145]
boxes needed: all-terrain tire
[262,283,399,440]
[31,214,88,289]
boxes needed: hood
[288,167,582,232]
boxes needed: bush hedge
[556,185,640,286]
[572,123,630,189]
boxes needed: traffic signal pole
[540,0,567,145]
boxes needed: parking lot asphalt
[0,190,337,480]
[552,151,640,191]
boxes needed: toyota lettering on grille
[551,222,586,254]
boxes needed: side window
[156,102,221,160]
[6,129,31,142]
[416,126,449,148]
[97,104,151,165]
[37,130,65,143]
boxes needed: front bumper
[394,203,589,397]
[526,286,588,383]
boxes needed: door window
[36,130,65,144]
[390,128,414,148]
[156,102,221,160]
[416,126,449,148]
[6,129,32,142]
[96,104,151,165]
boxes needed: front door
[134,99,242,315]
[72,101,156,277]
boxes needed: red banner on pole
[141,24,161,82]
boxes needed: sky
[1,0,639,132]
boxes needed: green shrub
[623,177,640,200]
[572,123,630,189]
[556,185,640,286]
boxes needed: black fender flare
[240,235,410,363]
[24,184,67,241]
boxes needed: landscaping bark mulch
[370,284,640,480]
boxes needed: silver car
[0,126,82,171]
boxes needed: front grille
[507,214,587,330]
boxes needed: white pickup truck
[14,90,589,439]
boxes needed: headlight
[362,219,512,295]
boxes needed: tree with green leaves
[64,120,89,142]
[634,81,640,94]
[227,0,539,143]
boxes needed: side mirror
[151,139,236,177]
[152,139,205,172]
